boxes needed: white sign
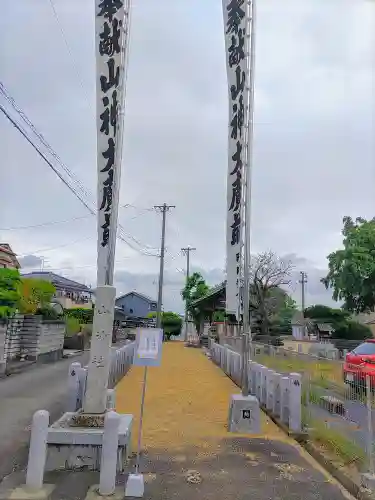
[96,0,126,286]
[133,328,163,367]
[137,330,159,360]
[223,0,248,317]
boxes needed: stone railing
[209,341,302,435]
[66,341,135,412]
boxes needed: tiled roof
[20,271,91,293]
[116,291,157,303]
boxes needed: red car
[343,339,375,388]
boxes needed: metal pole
[366,374,375,474]
[241,0,257,397]
[135,365,148,474]
[182,247,196,341]
[154,204,175,330]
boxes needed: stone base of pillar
[227,394,261,434]
[45,412,133,472]
[84,485,124,500]
[7,485,55,500]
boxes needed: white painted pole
[99,411,120,496]
[67,362,81,413]
[26,410,49,490]
[107,389,116,410]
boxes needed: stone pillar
[266,370,275,411]
[280,376,290,424]
[289,373,302,432]
[273,373,281,417]
[83,286,116,415]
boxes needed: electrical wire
[47,0,88,97]
[0,83,159,256]
[18,236,92,256]
[0,214,92,231]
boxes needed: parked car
[343,339,375,388]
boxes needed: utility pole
[181,246,196,341]
[299,271,308,314]
[154,204,175,330]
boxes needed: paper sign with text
[133,328,163,367]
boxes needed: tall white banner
[223,0,248,317]
[96,0,125,286]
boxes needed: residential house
[115,291,157,320]
[354,312,375,337]
[20,271,93,309]
[0,244,20,269]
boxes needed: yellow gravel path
[115,342,288,452]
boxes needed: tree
[181,272,210,334]
[18,278,56,315]
[270,295,297,335]
[322,216,375,314]
[147,311,182,340]
[248,251,294,335]
[0,268,21,317]
[304,305,350,324]
[304,304,371,341]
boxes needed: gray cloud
[0,0,372,313]
[18,254,43,269]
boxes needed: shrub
[36,306,61,320]
[65,316,81,337]
[64,307,93,324]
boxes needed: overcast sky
[0,0,373,313]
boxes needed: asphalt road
[0,352,89,482]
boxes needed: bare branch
[250,251,294,289]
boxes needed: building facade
[20,271,93,309]
[0,244,20,269]
[115,291,157,319]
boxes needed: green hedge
[64,307,93,324]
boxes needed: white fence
[210,341,302,434]
[67,341,135,412]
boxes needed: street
[0,352,89,482]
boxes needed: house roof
[116,291,157,303]
[0,243,21,268]
[20,271,91,293]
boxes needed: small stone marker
[228,394,260,434]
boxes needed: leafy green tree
[270,295,297,335]
[18,278,56,314]
[304,305,350,324]
[0,268,21,317]
[304,304,371,341]
[181,272,210,333]
[322,216,375,314]
[147,311,182,340]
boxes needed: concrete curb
[260,405,308,443]
[303,442,374,500]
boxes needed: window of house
[130,308,134,314]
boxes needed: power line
[0,83,159,257]
[47,0,88,97]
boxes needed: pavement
[0,351,88,482]
[0,343,357,500]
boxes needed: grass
[255,352,345,392]
[309,419,366,467]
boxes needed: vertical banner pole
[84,0,129,415]
[242,0,257,392]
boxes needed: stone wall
[0,315,66,363]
